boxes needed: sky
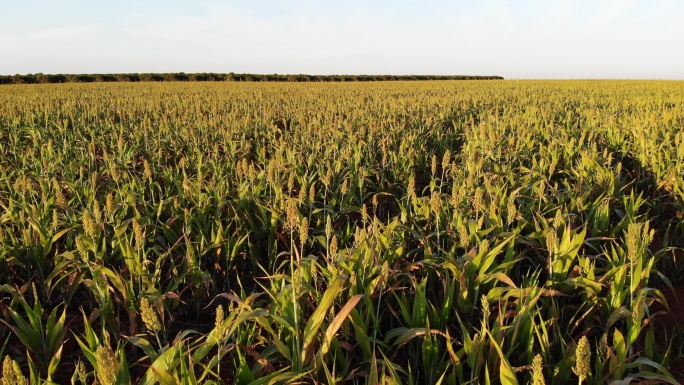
[1,0,683,79]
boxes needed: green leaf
[247,369,305,385]
[301,274,348,365]
[484,329,518,385]
[47,344,63,380]
[317,294,363,361]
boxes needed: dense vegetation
[0,80,683,384]
[0,73,503,85]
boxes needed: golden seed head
[431,154,438,176]
[430,191,441,216]
[553,210,564,229]
[83,210,96,238]
[355,226,367,245]
[341,178,348,195]
[323,168,332,187]
[95,346,119,385]
[93,200,102,223]
[299,217,309,245]
[471,333,481,353]
[473,187,483,212]
[532,354,545,385]
[76,360,88,384]
[459,225,469,249]
[215,304,224,327]
[214,305,227,342]
[325,216,333,240]
[599,333,609,357]
[378,262,391,289]
[24,176,33,194]
[105,193,115,217]
[407,174,416,200]
[54,180,67,209]
[13,176,23,193]
[286,200,299,231]
[133,218,144,250]
[480,239,490,255]
[266,161,275,183]
[183,172,191,190]
[109,163,120,183]
[506,194,517,220]
[348,272,357,287]
[309,183,316,204]
[483,175,493,193]
[573,336,591,382]
[546,230,557,255]
[143,159,153,180]
[117,132,124,153]
[22,229,32,245]
[292,268,302,289]
[626,223,639,261]
[481,294,490,318]
[309,258,318,278]
[288,172,295,193]
[140,297,162,333]
[299,182,307,202]
[442,149,451,171]
[2,355,27,385]
[329,236,339,260]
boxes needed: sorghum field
[1,80,684,384]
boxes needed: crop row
[0,80,683,384]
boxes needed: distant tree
[48,74,66,83]
[0,72,504,86]
[35,73,49,83]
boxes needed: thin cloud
[0,0,682,78]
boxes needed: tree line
[0,72,503,84]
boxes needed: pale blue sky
[1,0,682,78]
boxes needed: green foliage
[0,80,682,383]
